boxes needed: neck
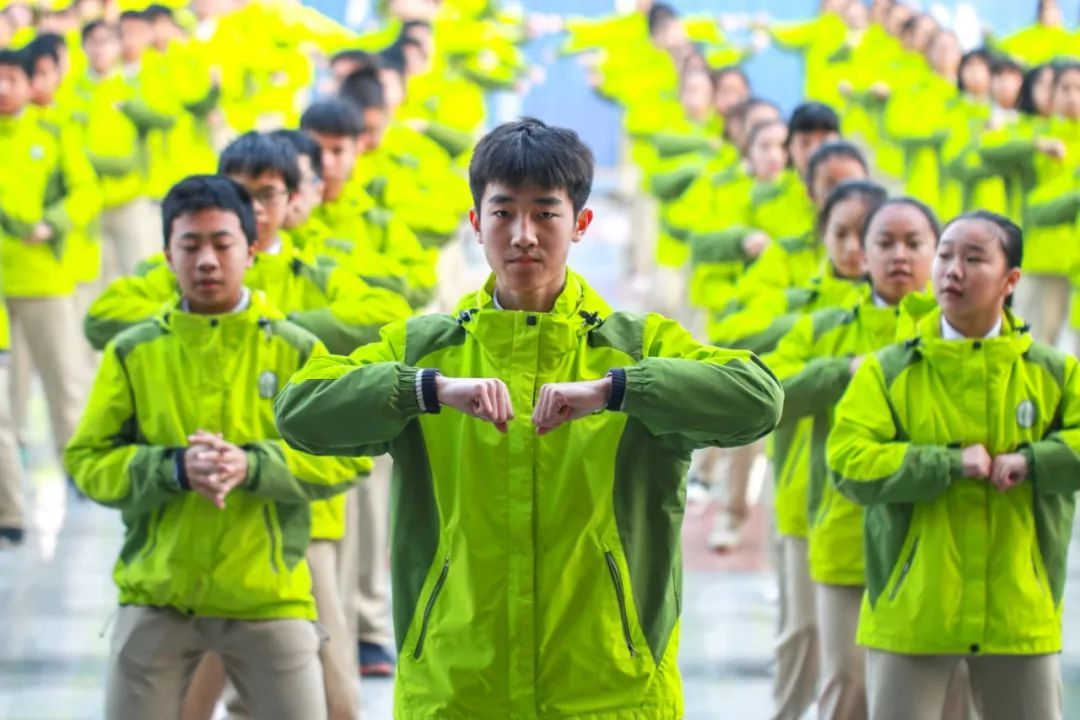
[323,180,345,203]
[944,309,1000,338]
[495,281,565,314]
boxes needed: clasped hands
[183,430,249,509]
[960,444,1028,493]
[435,375,613,436]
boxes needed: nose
[511,215,538,248]
[195,243,219,270]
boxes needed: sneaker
[359,642,395,677]
[708,511,745,553]
[0,527,25,548]
[685,478,710,505]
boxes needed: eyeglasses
[248,187,290,206]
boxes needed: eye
[539,212,558,220]
[491,210,510,218]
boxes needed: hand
[961,444,992,479]
[436,376,515,433]
[403,118,429,134]
[186,430,249,508]
[25,222,53,245]
[742,231,771,259]
[849,355,864,375]
[1035,137,1067,160]
[870,81,891,100]
[532,377,611,436]
[990,452,1028,492]
[838,79,853,96]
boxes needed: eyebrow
[178,230,237,241]
[488,194,564,206]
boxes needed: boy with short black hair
[65,175,366,720]
[275,118,784,718]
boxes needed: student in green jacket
[274,118,784,720]
[829,211,1076,720]
[767,196,940,720]
[65,175,367,720]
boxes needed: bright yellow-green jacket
[828,308,1080,654]
[770,12,848,109]
[768,291,936,584]
[274,270,783,719]
[64,292,364,620]
[997,24,1073,65]
[0,111,101,298]
[309,180,438,309]
[84,238,410,355]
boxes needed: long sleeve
[1023,355,1080,496]
[83,267,177,350]
[241,439,365,504]
[766,310,854,423]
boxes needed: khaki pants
[6,296,86,459]
[772,534,819,720]
[105,605,325,720]
[339,457,393,648]
[0,361,25,528]
[816,584,866,720]
[101,198,158,283]
[1012,273,1069,347]
[308,539,363,720]
[867,650,1061,720]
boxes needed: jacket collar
[910,306,1032,363]
[158,289,284,341]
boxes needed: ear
[164,245,174,269]
[245,241,256,267]
[572,208,594,244]
[1004,267,1022,300]
[468,208,482,241]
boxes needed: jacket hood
[911,305,1033,363]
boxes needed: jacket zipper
[262,505,281,574]
[413,556,450,660]
[605,551,637,658]
[888,536,920,601]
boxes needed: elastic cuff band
[421,369,441,414]
[174,449,191,490]
[606,369,627,412]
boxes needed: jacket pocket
[261,505,281,574]
[413,556,449,660]
[888,536,920,602]
[605,551,637,658]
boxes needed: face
[226,171,293,250]
[747,123,788,182]
[864,203,936,304]
[933,218,1020,327]
[845,1,869,30]
[960,57,991,98]
[402,43,429,78]
[732,103,781,151]
[284,154,323,229]
[330,57,362,88]
[308,131,359,192]
[120,18,153,61]
[680,70,714,120]
[870,0,892,25]
[791,128,840,181]
[1033,66,1055,115]
[166,208,255,314]
[30,56,61,106]
[388,0,439,21]
[1039,0,1062,25]
[885,4,913,35]
[822,196,869,279]
[469,182,592,300]
[361,107,388,151]
[992,69,1023,109]
[651,18,687,52]
[910,15,936,52]
[713,71,749,116]
[378,67,405,112]
[1053,69,1080,119]
[84,26,121,75]
[929,32,961,77]
[809,155,867,207]
[0,64,30,116]
[152,17,180,50]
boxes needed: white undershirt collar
[941,314,1002,340]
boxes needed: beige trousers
[772,534,819,720]
[6,296,86,459]
[100,198,158,283]
[867,649,1061,720]
[105,605,325,720]
[816,584,866,720]
[0,362,24,528]
[338,457,393,648]
[1012,273,1069,347]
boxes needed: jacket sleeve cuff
[1020,445,1037,482]
[414,368,441,414]
[173,448,191,490]
[947,447,965,480]
[606,369,628,412]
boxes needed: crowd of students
[1,0,1079,719]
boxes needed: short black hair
[119,9,148,23]
[339,68,385,111]
[818,179,888,240]
[711,65,749,89]
[991,55,1023,76]
[300,97,365,138]
[806,140,867,186]
[647,3,677,35]
[863,197,942,247]
[957,48,992,93]
[400,19,432,37]
[469,117,594,215]
[378,46,406,74]
[161,175,257,247]
[1017,63,1052,115]
[943,210,1022,270]
[330,49,377,72]
[270,128,323,180]
[25,34,65,68]
[218,131,301,193]
[788,101,841,138]
[81,19,119,44]
[0,48,32,77]
[143,4,174,22]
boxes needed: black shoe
[0,527,25,547]
[359,642,396,677]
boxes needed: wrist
[605,369,627,412]
[417,369,441,414]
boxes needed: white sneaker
[685,479,710,505]
[708,511,744,552]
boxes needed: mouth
[940,285,964,299]
[195,279,223,290]
[508,256,540,266]
[887,269,913,279]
